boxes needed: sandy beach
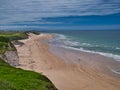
[14,33,120,90]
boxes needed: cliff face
[0,51,19,66]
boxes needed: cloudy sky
[0,0,120,30]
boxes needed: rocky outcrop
[0,51,19,66]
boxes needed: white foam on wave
[62,46,120,62]
[111,69,120,75]
[52,34,93,47]
[51,34,120,62]
[64,40,80,46]
[51,33,78,46]
[54,34,66,40]
[80,43,93,47]
[116,47,120,50]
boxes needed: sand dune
[14,33,120,90]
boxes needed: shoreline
[50,44,120,78]
[49,32,120,62]
[14,33,120,90]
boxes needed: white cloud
[0,0,120,25]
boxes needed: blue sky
[0,0,120,30]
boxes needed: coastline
[50,45,120,78]
[14,33,120,90]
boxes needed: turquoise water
[41,30,120,61]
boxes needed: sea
[40,30,120,61]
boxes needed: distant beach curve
[14,33,120,90]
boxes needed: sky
[0,0,120,30]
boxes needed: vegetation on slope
[0,58,57,90]
[0,32,28,41]
[0,31,57,90]
[0,32,28,54]
[0,36,11,54]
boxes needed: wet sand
[50,45,120,78]
[14,33,120,90]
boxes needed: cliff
[0,51,19,66]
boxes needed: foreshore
[14,33,120,90]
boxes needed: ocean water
[41,30,120,61]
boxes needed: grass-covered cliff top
[0,32,28,40]
[0,36,13,54]
[0,31,57,90]
[0,31,29,54]
[0,58,57,90]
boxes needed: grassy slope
[0,37,10,54]
[0,32,57,90]
[0,58,57,90]
[0,32,28,40]
[0,32,28,54]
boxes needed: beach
[14,33,120,90]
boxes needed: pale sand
[14,33,120,90]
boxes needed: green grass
[0,31,57,90]
[0,42,16,54]
[0,58,57,90]
[0,32,28,54]
[0,32,28,41]
[0,36,9,43]
[0,37,9,54]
